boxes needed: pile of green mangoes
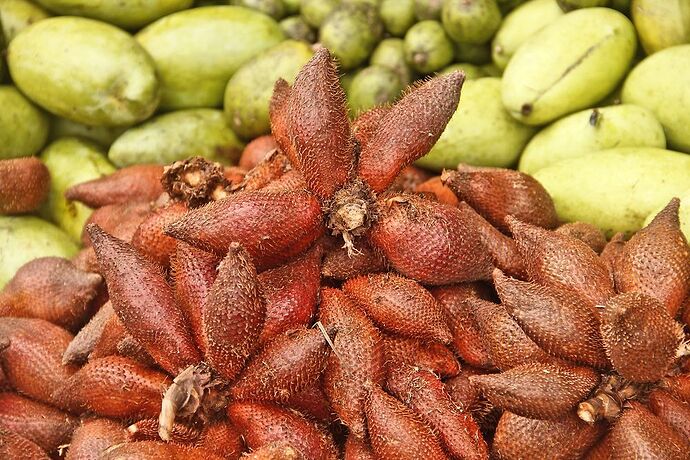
[1,0,690,287]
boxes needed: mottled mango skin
[631,0,690,55]
[136,6,284,110]
[0,0,50,43]
[0,86,50,159]
[347,65,403,115]
[8,17,160,127]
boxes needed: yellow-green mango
[502,8,636,125]
[404,20,454,74]
[622,45,690,153]
[631,0,690,54]
[416,78,536,170]
[439,62,486,79]
[533,147,690,236]
[109,109,244,167]
[519,104,666,174]
[319,4,383,70]
[40,137,116,242]
[491,0,563,70]
[224,40,313,139]
[643,189,690,241]
[0,215,78,288]
[280,16,316,42]
[380,0,415,37]
[237,0,286,19]
[0,0,50,42]
[347,65,403,115]
[557,0,609,10]
[441,0,502,46]
[301,0,339,28]
[49,117,127,149]
[0,85,50,159]
[8,17,159,126]
[136,6,284,110]
[370,38,413,86]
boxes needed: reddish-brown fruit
[358,72,465,193]
[321,238,388,281]
[240,135,279,170]
[585,435,613,460]
[344,273,452,343]
[555,222,607,254]
[613,199,690,316]
[88,224,201,374]
[195,419,244,460]
[384,335,460,378]
[233,151,292,193]
[0,392,77,454]
[466,298,554,371]
[284,379,334,424]
[244,443,305,460]
[268,78,291,162]
[128,418,201,443]
[444,368,484,412]
[344,435,376,460]
[493,269,609,368]
[431,283,495,369]
[469,363,600,420]
[508,216,615,305]
[414,176,459,206]
[0,318,76,406]
[131,201,189,268]
[388,367,489,460]
[442,166,558,232]
[170,242,219,354]
[88,312,127,360]
[166,190,324,271]
[257,245,322,345]
[600,232,626,278]
[65,164,164,207]
[231,326,331,402]
[0,429,49,460]
[100,441,225,460]
[492,411,605,460]
[227,401,339,460]
[72,247,101,274]
[65,419,127,460]
[389,165,433,193]
[81,201,151,247]
[661,373,690,404]
[260,169,307,193]
[600,292,684,382]
[351,106,390,152]
[53,356,169,418]
[0,157,50,214]
[648,389,690,442]
[364,384,450,460]
[225,166,248,185]
[203,242,266,382]
[607,402,688,459]
[0,257,102,331]
[369,193,493,285]
[319,288,386,438]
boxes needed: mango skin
[40,137,116,242]
[491,0,563,70]
[519,104,666,174]
[136,6,284,110]
[380,0,415,36]
[441,0,502,45]
[416,78,536,171]
[631,0,690,54]
[8,17,160,127]
[319,4,382,70]
[224,40,313,139]
[49,117,127,149]
[0,0,50,43]
[109,109,244,167]
[404,20,454,74]
[621,45,690,154]
[33,0,192,29]
[439,62,486,79]
[533,148,690,236]
[347,65,403,115]
[644,189,690,241]
[0,85,50,159]
[0,216,78,289]
[501,8,636,125]
[370,38,413,86]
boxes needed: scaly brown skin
[344,435,377,460]
[65,164,164,208]
[0,429,50,459]
[80,201,151,248]
[648,389,690,442]
[383,334,460,378]
[100,441,226,460]
[415,176,459,206]
[239,134,279,170]
[0,157,50,214]
[556,222,608,254]
[131,201,189,268]
[194,419,244,460]
[63,301,115,365]
[65,418,128,460]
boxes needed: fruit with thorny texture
[0,157,50,214]
[0,257,102,331]
[194,419,244,460]
[414,176,459,206]
[131,201,189,268]
[661,373,690,403]
[244,443,305,460]
[555,222,607,254]
[320,238,388,281]
[344,434,376,460]
[63,301,115,364]
[64,418,128,460]
[0,429,49,459]
[80,201,151,248]
[239,135,279,170]
[161,157,231,207]
[284,380,334,424]
[383,335,460,378]
[100,440,226,460]
[648,389,690,442]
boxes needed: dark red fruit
[648,389,690,442]
[555,222,607,254]
[131,201,189,268]
[65,418,127,460]
[100,441,225,460]
[351,106,390,152]
[284,380,334,424]
[195,419,244,460]
[81,201,151,248]
[65,164,164,207]
[0,429,49,459]
[239,135,279,170]
[344,434,376,460]
[414,176,459,206]
[384,335,460,378]
[63,302,114,365]
[321,238,388,281]
[0,157,50,214]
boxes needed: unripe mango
[442,0,502,45]
[0,85,50,159]
[40,137,116,242]
[224,40,314,139]
[380,0,415,36]
[0,216,78,289]
[347,65,403,115]
[454,41,491,64]
[238,0,286,19]
[414,0,442,20]
[502,8,636,125]
[136,6,284,109]
[370,38,413,86]
[8,17,160,126]
[319,4,382,70]
[519,104,666,174]
[0,0,50,42]
[439,62,486,79]
[557,0,609,10]
[533,148,690,236]
[416,78,536,171]
[621,44,690,153]
[631,0,690,54]
[404,20,454,74]
[279,16,315,42]
[49,118,127,149]
[301,0,339,28]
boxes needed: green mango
[631,0,690,55]
[319,4,383,70]
[439,62,486,79]
[370,38,413,86]
[280,16,316,42]
[49,117,127,149]
[643,189,690,241]
[380,0,415,37]
[480,62,502,76]
[622,45,690,153]
[519,104,666,174]
[347,65,403,115]
[404,20,454,74]
[533,147,690,236]
[0,0,50,43]
[0,85,50,159]
[301,0,339,28]
[136,6,284,110]
[238,0,286,19]
[9,17,160,127]
[224,40,314,139]
[442,0,502,45]
[414,0,442,20]
[497,0,526,13]
[0,216,78,289]
[40,137,116,242]
[416,78,536,171]
[557,0,609,10]
[283,0,299,14]
[109,109,244,167]
[453,41,491,64]
[491,0,563,70]
[501,8,636,125]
